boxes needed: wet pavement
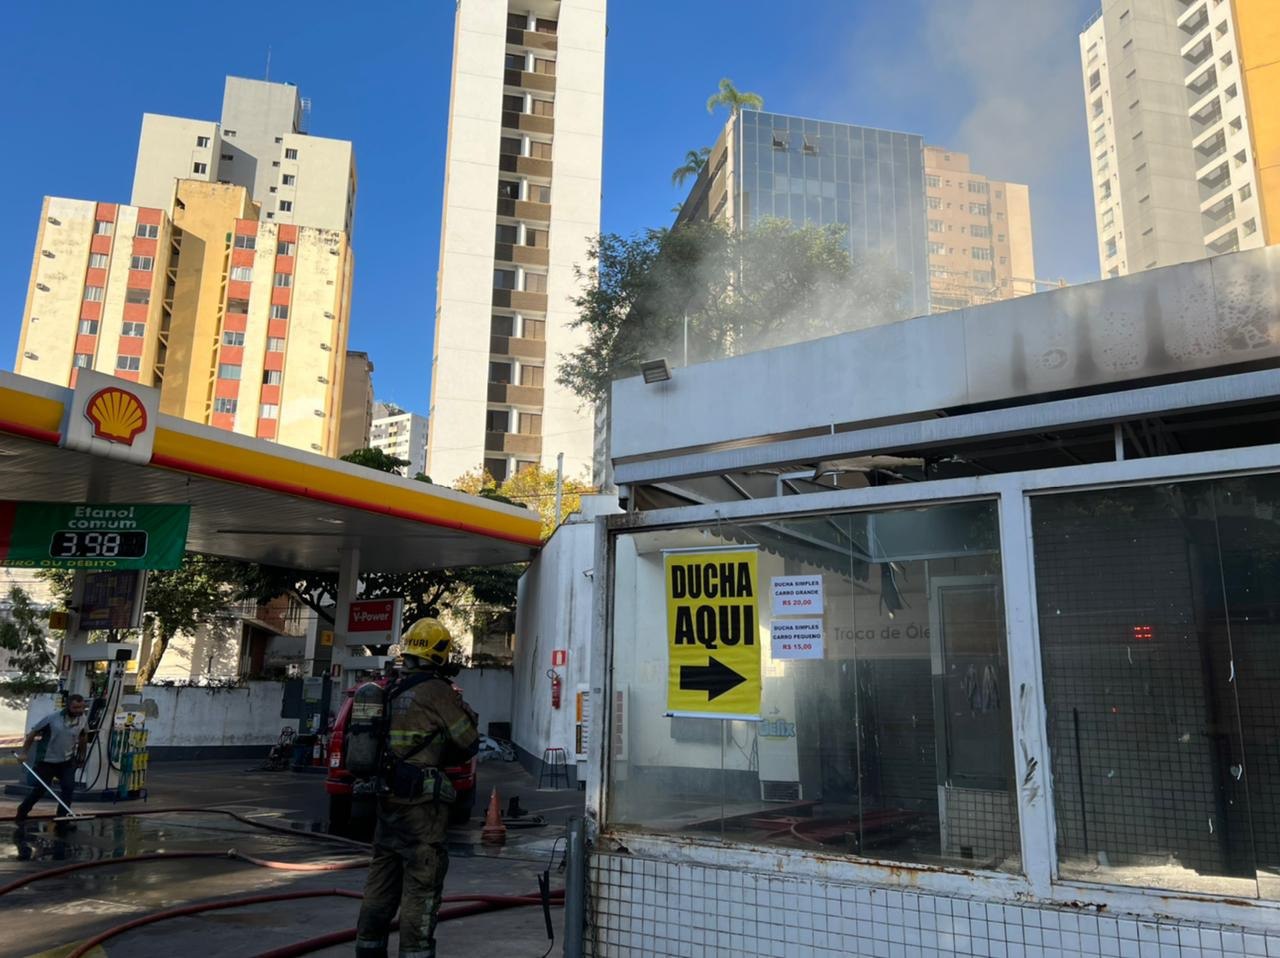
[0,758,583,957]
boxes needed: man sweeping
[15,693,88,829]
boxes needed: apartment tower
[1081,0,1280,277]
[924,147,1037,312]
[370,403,429,479]
[14,78,359,456]
[426,0,606,486]
[678,110,930,317]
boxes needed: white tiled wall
[589,853,1276,958]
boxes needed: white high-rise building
[370,403,429,478]
[1080,0,1278,278]
[426,0,605,486]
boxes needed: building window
[968,181,989,194]
[969,203,989,216]
[83,286,105,302]
[534,17,556,33]
[116,355,141,372]
[519,364,544,387]
[266,336,285,352]
[498,180,521,201]
[496,223,519,245]
[494,269,517,290]
[282,174,296,186]
[491,314,515,336]
[196,135,210,148]
[73,353,92,368]
[533,57,555,76]
[271,304,289,320]
[222,330,245,346]
[972,247,993,261]
[485,458,509,484]
[222,152,234,161]
[525,227,548,248]
[500,137,523,157]
[274,272,292,287]
[1240,184,1253,201]
[925,174,941,188]
[285,148,298,160]
[486,410,510,432]
[505,52,526,71]
[218,363,241,380]
[529,140,553,159]
[1092,98,1104,118]
[78,319,99,335]
[136,223,159,239]
[928,242,946,256]
[94,220,113,236]
[971,224,992,238]
[530,98,554,118]
[230,265,253,282]
[532,184,551,204]
[193,162,208,175]
[503,94,526,114]
[489,361,512,384]
[128,255,154,271]
[277,241,296,256]
[125,288,151,305]
[89,252,109,268]
[213,397,237,414]
[228,297,250,314]
[523,272,547,293]
[234,234,256,250]
[121,321,145,337]
[278,200,293,212]
[523,317,545,340]
[262,370,282,385]
[971,269,994,284]
[1105,237,1118,259]
[518,412,542,435]
[928,219,943,233]
[1102,208,1116,231]
[259,403,278,419]
[927,196,942,210]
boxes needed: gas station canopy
[0,371,542,573]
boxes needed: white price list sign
[770,574,824,616]
[770,619,825,660]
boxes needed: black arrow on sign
[679,657,746,701]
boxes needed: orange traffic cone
[481,787,507,845]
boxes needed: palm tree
[671,147,712,188]
[706,78,764,118]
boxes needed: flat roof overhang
[0,372,541,573]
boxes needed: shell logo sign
[84,387,148,445]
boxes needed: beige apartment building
[337,351,375,456]
[426,0,605,486]
[1080,0,1280,277]
[924,147,1037,312]
[14,77,360,457]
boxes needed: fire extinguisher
[547,669,562,710]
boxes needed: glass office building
[736,110,929,317]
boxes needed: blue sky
[0,0,1100,411]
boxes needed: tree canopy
[706,78,764,117]
[455,464,591,539]
[671,146,711,188]
[557,218,909,408]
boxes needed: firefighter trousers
[355,798,450,958]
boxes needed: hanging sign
[0,502,189,569]
[664,547,761,720]
[770,574,824,616]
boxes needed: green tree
[342,447,410,475]
[455,465,590,539]
[671,146,711,188]
[706,78,764,117]
[137,556,244,685]
[0,586,57,703]
[557,219,908,408]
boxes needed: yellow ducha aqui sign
[664,547,762,720]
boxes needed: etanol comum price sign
[0,502,190,569]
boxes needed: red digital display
[1132,625,1154,642]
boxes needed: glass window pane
[1033,476,1280,899]
[607,500,1020,874]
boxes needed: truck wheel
[448,788,475,826]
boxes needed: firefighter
[356,618,479,958]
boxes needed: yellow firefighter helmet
[401,617,453,667]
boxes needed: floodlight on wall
[640,358,672,384]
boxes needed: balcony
[487,382,544,406]
[1182,32,1212,66]
[494,243,550,268]
[490,334,547,361]
[491,289,548,313]
[504,69,555,94]
[1194,129,1227,172]
[498,154,553,179]
[507,28,556,51]
[1206,225,1240,254]
[1189,95,1223,136]
[1177,1,1209,36]
[501,111,554,136]
[1186,65,1217,102]
[485,431,542,456]
[1197,159,1230,201]
[496,198,553,222]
